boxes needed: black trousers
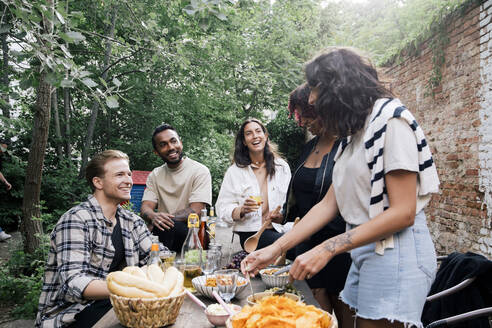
[70,299,112,327]
[153,220,188,252]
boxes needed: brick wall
[382,0,492,256]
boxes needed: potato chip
[231,295,332,328]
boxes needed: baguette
[167,267,184,297]
[107,271,168,297]
[122,266,147,279]
[107,279,157,298]
[147,263,165,284]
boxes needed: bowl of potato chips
[192,275,249,299]
[227,295,337,328]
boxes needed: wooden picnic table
[94,276,318,328]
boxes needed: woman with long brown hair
[216,118,291,250]
[242,48,439,328]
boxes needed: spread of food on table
[104,258,335,328]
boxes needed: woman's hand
[289,244,333,281]
[240,244,282,277]
[266,205,283,223]
[241,198,261,216]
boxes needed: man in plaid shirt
[35,150,152,327]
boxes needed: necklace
[251,160,265,169]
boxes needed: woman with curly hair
[216,118,291,250]
[242,48,439,328]
[284,83,352,327]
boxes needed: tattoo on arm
[173,207,195,222]
[322,231,354,255]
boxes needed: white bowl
[259,268,290,288]
[192,275,249,300]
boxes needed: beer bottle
[207,206,217,242]
[198,208,209,250]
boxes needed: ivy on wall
[383,0,483,96]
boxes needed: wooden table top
[94,277,318,328]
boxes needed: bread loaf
[166,267,184,297]
[147,263,165,284]
[107,271,168,297]
[107,264,184,298]
[122,266,147,279]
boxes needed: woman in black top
[283,83,351,327]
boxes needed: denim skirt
[340,210,437,327]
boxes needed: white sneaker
[0,231,11,241]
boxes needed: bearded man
[141,124,212,251]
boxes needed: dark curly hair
[304,47,393,137]
[287,83,317,126]
[233,118,278,178]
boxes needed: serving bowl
[259,268,290,288]
[246,291,300,306]
[205,304,241,326]
[192,275,249,300]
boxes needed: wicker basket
[109,291,185,328]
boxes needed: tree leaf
[215,12,227,21]
[65,31,85,43]
[81,78,97,88]
[78,71,91,78]
[183,5,197,15]
[60,79,76,88]
[106,96,119,108]
[0,24,12,34]
[112,78,122,87]
[98,77,107,88]
[19,79,32,90]
[54,10,65,24]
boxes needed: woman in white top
[216,118,291,251]
[241,48,440,328]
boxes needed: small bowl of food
[259,267,290,288]
[246,291,300,306]
[192,275,249,299]
[205,303,241,326]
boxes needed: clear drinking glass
[249,195,262,219]
[203,249,219,276]
[215,269,237,303]
[159,250,176,271]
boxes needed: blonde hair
[85,150,129,191]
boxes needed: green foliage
[0,233,49,318]
[327,0,470,65]
[267,109,305,170]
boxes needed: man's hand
[4,181,11,191]
[149,212,175,231]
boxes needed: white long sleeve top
[215,158,291,232]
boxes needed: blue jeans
[340,210,437,327]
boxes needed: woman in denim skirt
[242,47,440,328]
